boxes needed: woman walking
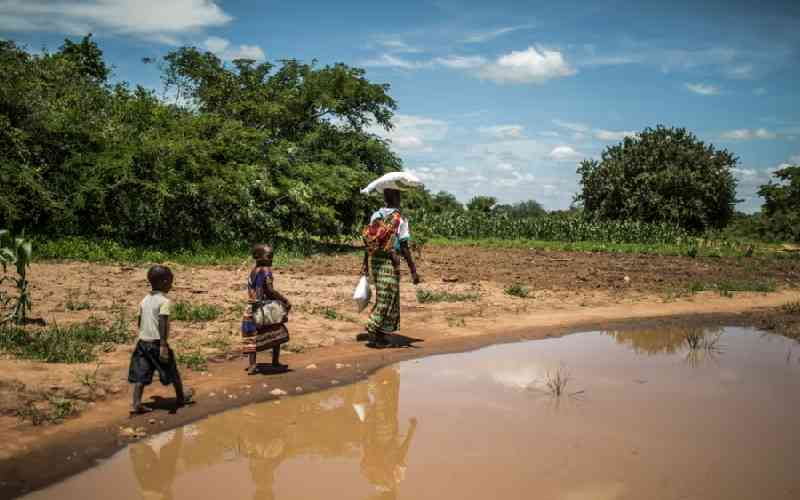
[361,188,420,348]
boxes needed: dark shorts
[128,340,180,386]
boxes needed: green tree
[576,125,737,231]
[494,200,546,218]
[758,165,800,242]
[467,196,497,213]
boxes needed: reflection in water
[605,326,724,356]
[130,428,183,500]
[126,367,415,500]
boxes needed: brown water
[25,327,800,500]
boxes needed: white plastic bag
[253,300,286,326]
[353,275,371,312]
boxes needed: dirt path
[1,246,798,498]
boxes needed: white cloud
[478,125,525,140]
[495,162,515,171]
[789,154,800,164]
[721,128,778,140]
[461,25,532,44]
[594,129,637,141]
[360,53,429,70]
[375,38,422,53]
[434,55,487,69]
[685,83,720,95]
[203,36,264,61]
[548,145,584,161]
[552,119,589,133]
[727,63,754,79]
[370,114,448,152]
[0,0,232,42]
[478,46,576,84]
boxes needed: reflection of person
[130,428,184,500]
[360,368,418,499]
[241,244,291,375]
[361,189,420,348]
[247,436,285,500]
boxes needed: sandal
[129,405,153,415]
[177,389,195,407]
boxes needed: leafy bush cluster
[576,126,738,232]
[1,36,400,248]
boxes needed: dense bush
[576,126,738,232]
[758,165,800,242]
[0,36,400,247]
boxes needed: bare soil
[1,245,799,498]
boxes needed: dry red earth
[1,244,799,497]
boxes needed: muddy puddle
[24,326,800,499]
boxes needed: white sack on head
[360,171,424,195]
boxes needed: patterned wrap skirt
[241,305,289,354]
[366,253,401,335]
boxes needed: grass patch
[176,351,208,371]
[716,279,776,296]
[781,301,800,315]
[0,319,131,363]
[32,236,358,266]
[447,316,466,328]
[172,302,223,322]
[16,396,81,425]
[415,289,480,304]
[300,305,359,323]
[504,283,530,298]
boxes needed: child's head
[252,244,273,266]
[147,265,173,293]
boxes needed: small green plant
[309,306,359,323]
[65,289,91,311]
[447,316,466,327]
[685,244,698,258]
[176,351,208,371]
[504,283,530,298]
[716,279,775,297]
[416,289,480,304]
[543,365,570,397]
[1,230,33,324]
[16,396,80,425]
[172,302,223,322]
[781,301,800,315]
[74,363,102,393]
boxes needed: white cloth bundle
[360,171,424,195]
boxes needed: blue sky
[2,0,799,212]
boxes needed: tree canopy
[757,165,800,242]
[576,125,738,232]
[0,36,403,247]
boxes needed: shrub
[576,126,737,231]
[504,283,530,298]
[172,303,223,322]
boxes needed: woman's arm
[264,279,291,311]
[399,240,420,284]
[361,248,369,276]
